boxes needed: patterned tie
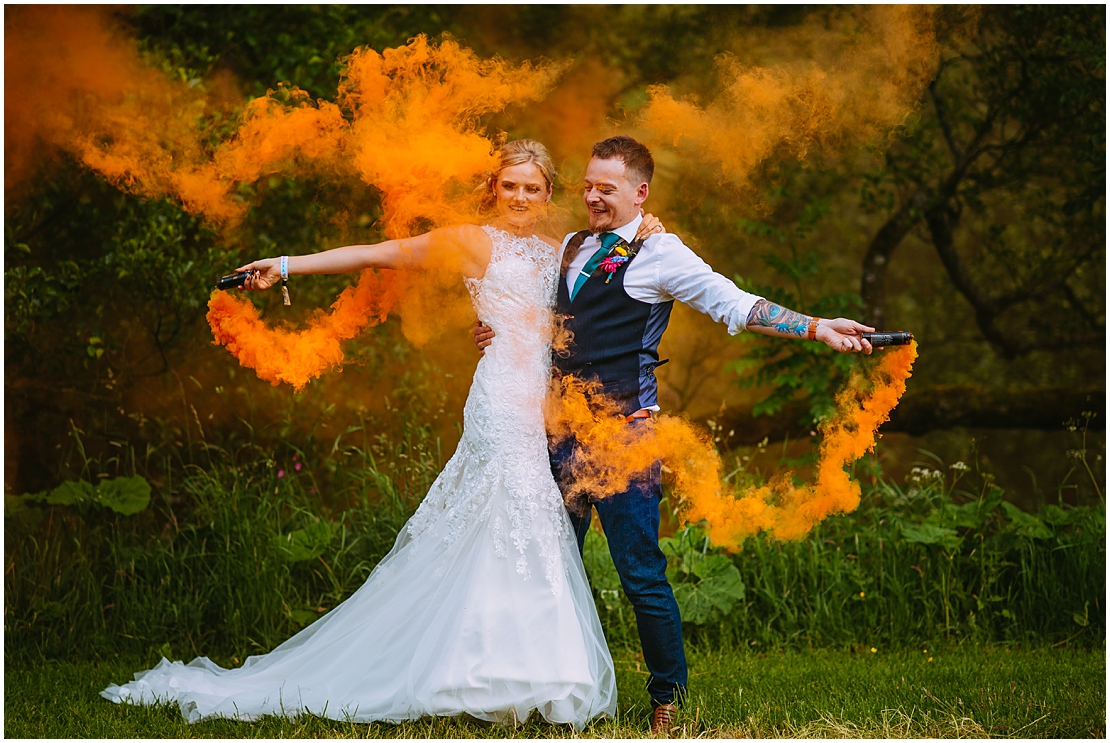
[570,232,621,301]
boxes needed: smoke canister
[861,331,914,346]
[216,270,255,290]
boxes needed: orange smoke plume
[207,270,401,391]
[338,40,565,238]
[640,6,940,192]
[8,11,563,231]
[7,9,566,386]
[548,342,918,548]
[4,6,202,193]
[195,37,564,383]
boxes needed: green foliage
[4,410,441,663]
[13,475,152,519]
[862,4,1104,364]
[31,476,152,516]
[271,520,337,564]
[131,6,453,100]
[6,189,222,378]
[584,524,747,630]
[580,465,1103,652]
[661,526,746,625]
[7,431,1103,664]
[726,478,1102,649]
[727,197,863,422]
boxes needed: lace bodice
[463,226,560,362]
[406,226,567,591]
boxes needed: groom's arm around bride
[474,135,873,735]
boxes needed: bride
[102,140,662,728]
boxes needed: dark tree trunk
[860,189,929,329]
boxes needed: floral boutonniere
[599,239,638,283]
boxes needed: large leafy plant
[661,525,746,626]
[584,524,745,627]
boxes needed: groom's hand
[472,320,495,356]
[816,318,875,354]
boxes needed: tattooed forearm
[745,298,812,337]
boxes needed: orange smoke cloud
[640,6,940,193]
[520,57,625,165]
[338,41,566,238]
[4,6,201,193]
[192,37,562,383]
[548,342,918,548]
[7,11,563,231]
[7,9,566,386]
[5,6,346,221]
[207,271,401,391]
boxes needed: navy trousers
[550,429,688,707]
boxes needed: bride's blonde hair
[478,139,556,212]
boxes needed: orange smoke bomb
[548,342,918,549]
[207,270,401,391]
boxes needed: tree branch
[929,80,963,164]
[926,201,1104,357]
[1061,281,1105,331]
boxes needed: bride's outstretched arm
[236,225,490,291]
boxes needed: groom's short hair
[592,136,654,186]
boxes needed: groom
[475,135,872,733]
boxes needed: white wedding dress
[102,227,617,727]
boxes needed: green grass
[5,644,1104,738]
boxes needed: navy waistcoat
[555,234,673,415]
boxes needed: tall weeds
[588,456,1104,652]
[4,411,440,663]
[5,418,1104,664]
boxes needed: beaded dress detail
[102,226,616,727]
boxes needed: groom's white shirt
[559,213,764,336]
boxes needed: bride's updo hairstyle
[479,139,556,212]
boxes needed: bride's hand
[635,210,665,242]
[235,258,282,291]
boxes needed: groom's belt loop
[624,409,652,423]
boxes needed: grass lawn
[5,644,1104,738]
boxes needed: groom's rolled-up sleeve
[651,236,764,335]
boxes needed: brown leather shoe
[651,703,678,736]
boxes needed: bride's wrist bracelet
[280,256,291,306]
